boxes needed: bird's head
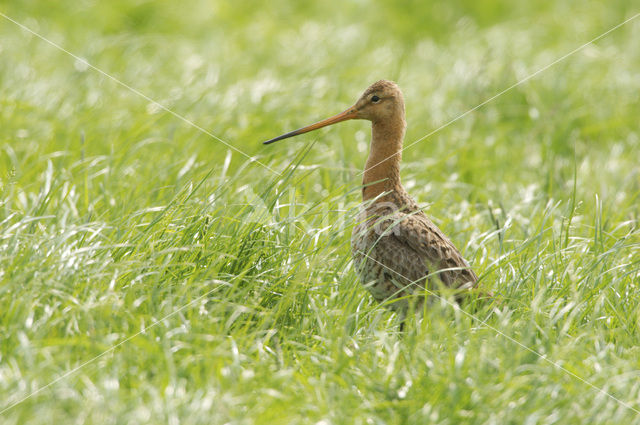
[263,80,405,145]
[351,79,405,123]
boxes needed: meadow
[1,0,640,423]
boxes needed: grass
[1,0,640,423]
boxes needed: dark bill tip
[262,107,358,146]
[263,129,302,145]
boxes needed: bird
[263,80,480,328]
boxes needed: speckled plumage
[351,182,477,315]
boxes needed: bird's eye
[371,95,380,103]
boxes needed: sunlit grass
[1,0,640,424]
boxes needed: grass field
[2,1,640,423]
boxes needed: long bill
[263,107,358,145]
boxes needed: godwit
[263,80,479,327]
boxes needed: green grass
[1,0,640,423]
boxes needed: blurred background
[1,1,640,423]
[2,0,638,197]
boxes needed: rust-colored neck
[362,118,406,201]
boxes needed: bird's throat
[362,120,405,201]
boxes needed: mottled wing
[351,219,431,303]
[384,211,478,289]
[396,212,477,288]
[374,230,432,288]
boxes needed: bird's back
[351,187,477,311]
